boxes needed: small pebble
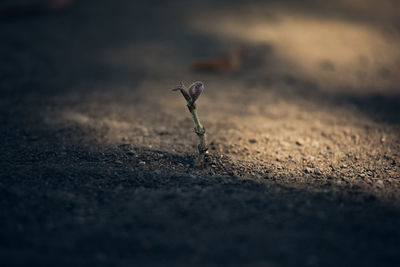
[375,180,384,188]
[296,139,304,146]
[311,140,319,147]
[139,161,146,166]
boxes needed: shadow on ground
[1,138,400,267]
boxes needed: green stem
[187,102,208,161]
[173,86,208,163]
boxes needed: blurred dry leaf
[190,48,246,73]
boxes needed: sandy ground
[1,0,400,266]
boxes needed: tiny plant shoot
[173,81,208,163]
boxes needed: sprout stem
[173,84,208,163]
[187,102,208,162]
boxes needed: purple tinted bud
[188,81,204,103]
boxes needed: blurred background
[1,0,399,93]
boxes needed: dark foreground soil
[1,0,400,266]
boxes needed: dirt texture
[1,0,400,266]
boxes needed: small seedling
[173,81,208,164]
